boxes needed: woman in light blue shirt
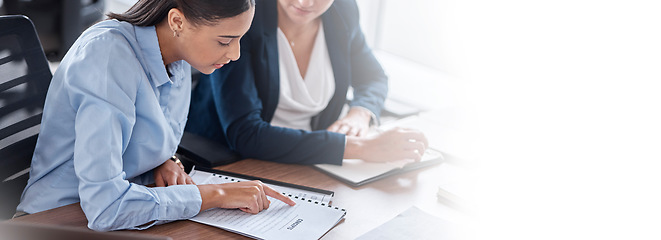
[16,0,294,231]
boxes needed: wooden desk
[11,159,457,239]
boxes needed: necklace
[290,41,295,47]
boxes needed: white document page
[356,206,460,240]
[189,169,333,204]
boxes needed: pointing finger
[263,185,296,206]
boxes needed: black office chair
[0,15,52,220]
[2,0,105,61]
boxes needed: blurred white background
[360,0,661,239]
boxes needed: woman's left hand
[154,157,194,187]
[327,107,372,137]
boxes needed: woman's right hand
[345,127,429,163]
[197,181,296,214]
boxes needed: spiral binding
[286,194,345,211]
[212,173,345,211]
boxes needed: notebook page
[191,196,345,240]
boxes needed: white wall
[104,0,136,15]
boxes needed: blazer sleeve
[344,0,388,121]
[208,34,345,165]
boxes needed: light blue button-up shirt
[17,20,202,231]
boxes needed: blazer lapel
[259,0,280,121]
[323,4,350,96]
[311,4,350,129]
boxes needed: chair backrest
[2,0,105,61]
[0,15,52,220]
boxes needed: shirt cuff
[150,184,202,221]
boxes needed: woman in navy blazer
[186,0,427,165]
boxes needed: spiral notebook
[188,167,346,240]
[314,148,444,187]
[314,114,445,187]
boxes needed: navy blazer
[186,0,388,165]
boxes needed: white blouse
[271,24,336,131]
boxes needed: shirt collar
[134,25,172,87]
